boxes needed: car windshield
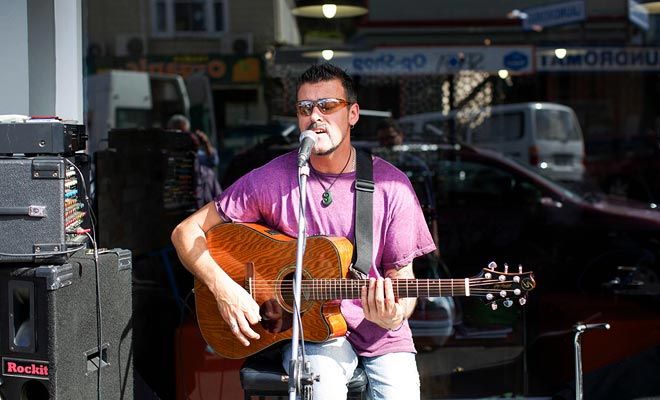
[535,109,582,141]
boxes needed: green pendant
[322,191,333,206]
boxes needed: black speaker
[0,248,133,399]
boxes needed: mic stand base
[287,359,319,400]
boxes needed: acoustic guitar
[195,222,536,359]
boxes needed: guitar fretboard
[250,277,521,300]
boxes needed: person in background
[166,114,222,208]
[377,118,406,148]
[166,114,220,168]
[171,63,435,399]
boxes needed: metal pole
[572,322,611,400]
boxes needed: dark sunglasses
[296,98,350,116]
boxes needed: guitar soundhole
[259,270,314,334]
[260,299,292,333]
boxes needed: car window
[471,111,524,143]
[435,157,542,209]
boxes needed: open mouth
[309,123,328,134]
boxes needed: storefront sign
[538,47,660,71]
[331,46,534,75]
[91,55,262,84]
[521,0,586,31]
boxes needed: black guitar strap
[350,150,374,279]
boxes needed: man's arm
[361,262,417,330]
[171,201,261,345]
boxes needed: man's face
[378,126,403,147]
[296,79,359,156]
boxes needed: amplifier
[0,156,88,264]
[0,121,87,156]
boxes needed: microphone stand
[573,322,610,400]
[288,161,319,400]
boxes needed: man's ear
[349,103,360,127]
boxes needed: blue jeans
[282,337,420,400]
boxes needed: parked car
[372,143,658,288]
[376,142,660,396]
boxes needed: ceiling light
[322,4,337,18]
[292,1,368,18]
[554,48,567,59]
[302,49,353,59]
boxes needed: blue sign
[503,51,529,71]
[330,46,535,75]
[629,0,650,31]
[522,0,586,31]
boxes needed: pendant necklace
[312,147,354,207]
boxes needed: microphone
[297,130,318,167]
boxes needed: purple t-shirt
[215,150,435,356]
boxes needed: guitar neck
[275,277,503,300]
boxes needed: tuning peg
[503,299,513,308]
[519,297,527,306]
[504,263,509,273]
[518,264,523,273]
[488,261,497,270]
[491,303,498,310]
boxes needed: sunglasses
[296,98,351,116]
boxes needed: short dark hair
[297,63,358,103]
[376,118,402,133]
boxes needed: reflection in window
[536,109,581,141]
[471,112,524,143]
[175,1,206,32]
[156,2,167,32]
[152,0,227,36]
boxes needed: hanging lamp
[292,0,368,18]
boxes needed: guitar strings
[244,278,523,297]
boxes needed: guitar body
[195,222,355,359]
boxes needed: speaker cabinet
[0,249,133,399]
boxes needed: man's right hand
[212,277,262,346]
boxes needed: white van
[85,70,191,155]
[398,102,586,182]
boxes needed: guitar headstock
[472,262,536,310]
